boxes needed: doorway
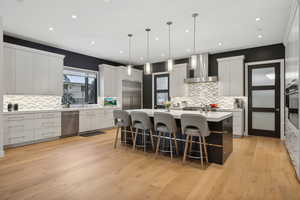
[248,63,281,138]
[154,73,170,109]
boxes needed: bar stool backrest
[113,110,131,127]
[154,112,177,133]
[130,111,153,130]
[181,114,210,137]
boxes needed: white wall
[0,16,4,157]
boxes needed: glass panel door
[248,63,280,138]
[154,74,170,109]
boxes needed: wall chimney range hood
[184,53,218,83]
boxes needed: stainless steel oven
[286,81,299,129]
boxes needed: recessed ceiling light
[140,57,144,60]
[186,49,191,52]
[255,17,261,21]
[72,15,77,19]
[91,41,95,45]
[258,34,263,38]
[218,42,223,46]
[185,29,189,33]
[155,37,159,41]
[49,27,54,31]
[119,50,124,54]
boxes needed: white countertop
[170,107,243,112]
[2,106,120,115]
[127,109,233,122]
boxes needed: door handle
[276,108,280,112]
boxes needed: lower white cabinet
[3,112,61,146]
[79,109,115,132]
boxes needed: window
[154,74,170,109]
[63,68,97,105]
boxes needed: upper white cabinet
[99,65,143,97]
[170,63,187,97]
[3,43,65,96]
[99,64,120,97]
[217,55,245,96]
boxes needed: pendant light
[190,13,199,69]
[127,34,133,76]
[166,21,174,72]
[144,28,152,75]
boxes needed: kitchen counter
[127,109,232,122]
[2,106,120,115]
[171,107,243,112]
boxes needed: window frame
[63,66,99,105]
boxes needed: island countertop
[127,109,232,122]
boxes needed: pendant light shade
[166,21,173,72]
[190,13,199,69]
[144,28,152,75]
[127,34,133,76]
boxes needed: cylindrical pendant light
[190,13,199,69]
[127,34,133,76]
[144,28,152,75]
[166,21,174,72]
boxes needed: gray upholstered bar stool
[130,111,155,152]
[113,110,133,148]
[154,112,179,159]
[181,114,210,168]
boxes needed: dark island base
[121,116,233,165]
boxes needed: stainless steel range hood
[184,53,218,83]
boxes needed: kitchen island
[126,109,233,165]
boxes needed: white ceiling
[1,0,292,65]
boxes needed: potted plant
[164,101,172,112]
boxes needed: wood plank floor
[0,129,300,200]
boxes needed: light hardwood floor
[0,129,300,200]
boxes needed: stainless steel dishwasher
[61,111,79,137]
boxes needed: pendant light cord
[146,28,151,62]
[129,35,132,65]
[193,15,196,54]
[168,23,171,58]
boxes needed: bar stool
[130,111,155,152]
[113,110,133,148]
[181,114,210,168]
[154,112,179,159]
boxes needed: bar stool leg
[124,128,127,144]
[199,136,204,169]
[114,127,120,148]
[203,136,209,165]
[143,130,146,152]
[155,132,161,158]
[173,132,179,155]
[130,127,134,144]
[133,128,138,150]
[149,130,155,151]
[189,136,193,155]
[169,132,173,160]
[183,135,190,164]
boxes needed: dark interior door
[248,63,280,138]
[154,74,170,109]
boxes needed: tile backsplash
[171,82,247,109]
[3,95,62,111]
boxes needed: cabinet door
[15,50,33,94]
[230,59,244,96]
[79,111,88,132]
[3,47,16,94]
[48,57,63,96]
[33,54,49,94]
[170,64,187,97]
[218,61,231,96]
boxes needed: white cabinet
[3,112,61,146]
[217,56,245,96]
[99,65,119,97]
[79,108,115,132]
[232,110,244,137]
[170,64,187,97]
[3,43,64,96]
[15,49,33,94]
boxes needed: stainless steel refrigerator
[122,80,142,110]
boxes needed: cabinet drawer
[36,112,61,119]
[6,130,35,145]
[35,128,61,140]
[36,118,61,129]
